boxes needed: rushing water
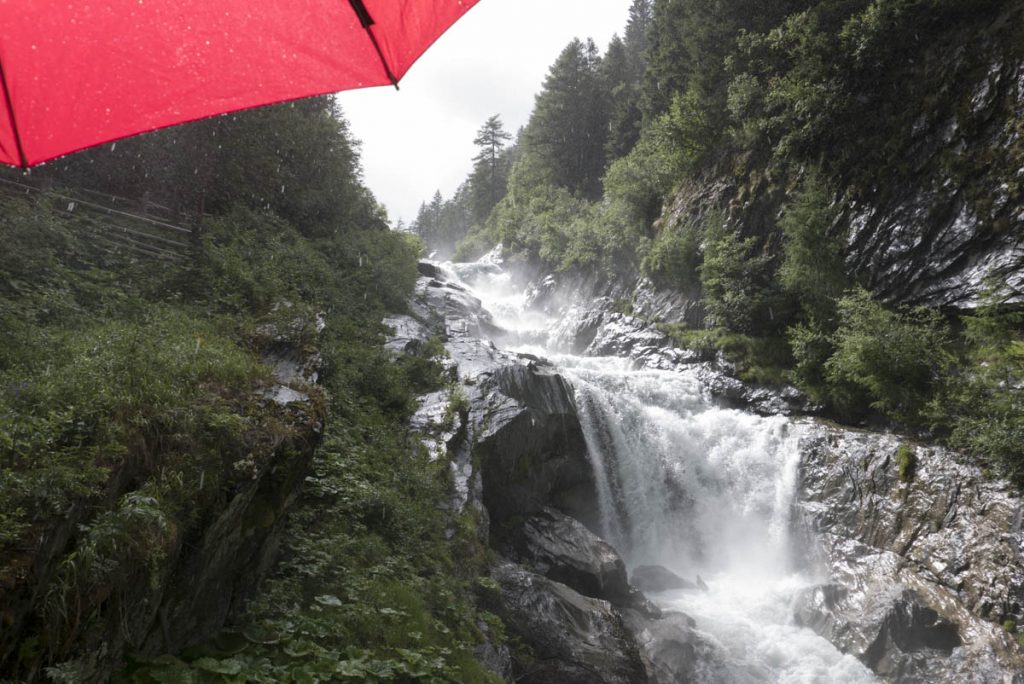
[445,259,876,683]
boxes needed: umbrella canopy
[0,0,480,168]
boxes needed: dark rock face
[393,264,600,526]
[795,584,966,682]
[475,620,514,683]
[696,365,813,416]
[488,561,648,684]
[795,424,1024,681]
[630,565,696,593]
[502,507,652,611]
[841,47,1024,310]
[474,362,595,527]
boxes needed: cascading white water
[557,355,874,683]
[443,259,876,683]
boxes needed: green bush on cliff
[824,288,953,424]
[701,212,791,336]
[936,300,1024,484]
[896,444,917,482]
[641,218,702,292]
[778,171,847,324]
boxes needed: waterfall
[442,260,877,683]
[564,356,802,577]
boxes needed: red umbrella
[0,0,480,168]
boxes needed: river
[445,257,877,683]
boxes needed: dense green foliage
[1,96,500,681]
[939,302,1024,485]
[824,289,953,423]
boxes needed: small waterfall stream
[445,258,876,682]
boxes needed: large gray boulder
[620,608,723,684]
[474,360,596,527]
[502,507,650,610]
[487,561,647,683]
[630,565,696,594]
[794,582,965,682]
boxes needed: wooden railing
[0,176,196,261]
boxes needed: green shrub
[658,324,718,358]
[0,308,268,558]
[788,319,838,403]
[896,444,917,483]
[454,226,500,262]
[937,300,1024,483]
[700,212,791,335]
[641,219,702,292]
[826,288,953,424]
[778,170,848,322]
[602,111,688,225]
[715,332,793,385]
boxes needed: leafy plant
[826,288,953,424]
[895,444,917,483]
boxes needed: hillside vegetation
[1,99,497,682]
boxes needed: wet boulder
[620,609,720,684]
[794,581,973,683]
[795,425,1024,680]
[487,561,647,684]
[630,565,696,593]
[474,360,596,527]
[501,507,648,609]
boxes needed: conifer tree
[523,38,609,199]
[624,0,653,80]
[469,115,512,224]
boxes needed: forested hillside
[1,100,498,682]
[415,0,1024,485]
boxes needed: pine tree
[603,35,642,161]
[469,115,512,224]
[523,38,609,199]
[641,0,691,121]
[624,0,653,80]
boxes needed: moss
[443,387,471,431]
[896,444,917,483]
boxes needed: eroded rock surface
[501,507,659,614]
[487,561,648,684]
[795,425,1024,681]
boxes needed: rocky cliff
[795,426,1024,682]
[660,4,1024,313]
[395,259,1024,682]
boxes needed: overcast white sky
[335,0,633,226]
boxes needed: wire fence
[0,176,196,262]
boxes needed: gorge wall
[388,260,1024,682]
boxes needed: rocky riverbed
[385,258,1024,683]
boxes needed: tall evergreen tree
[641,0,691,121]
[624,0,654,80]
[469,115,512,224]
[523,38,609,199]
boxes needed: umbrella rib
[0,55,28,168]
[347,0,400,90]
